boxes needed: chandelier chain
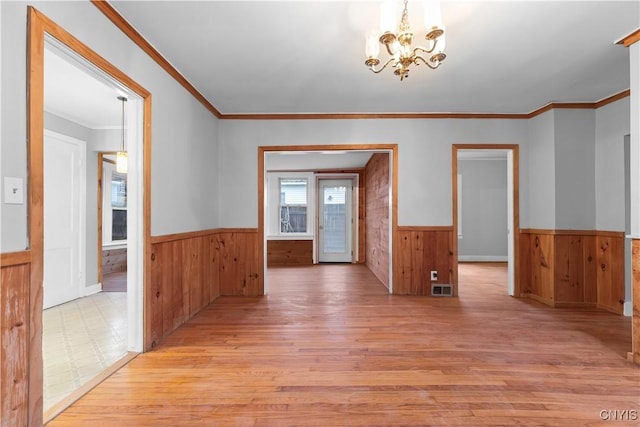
[400,0,410,33]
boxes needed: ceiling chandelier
[365,0,446,81]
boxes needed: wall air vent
[431,284,453,297]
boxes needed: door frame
[97,152,117,286]
[28,7,151,423]
[43,129,87,309]
[317,177,356,263]
[451,144,520,296]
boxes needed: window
[111,172,127,241]
[111,172,127,208]
[280,178,307,233]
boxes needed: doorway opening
[259,146,397,296]
[624,134,632,316]
[29,14,150,419]
[452,145,519,297]
[98,153,128,293]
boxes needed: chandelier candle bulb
[435,32,445,53]
[366,32,380,59]
[423,0,443,32]
[380,0,399,34]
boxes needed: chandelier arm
[383,41,397,57]
[413,54,440,70]
[413,42,436,55]
[368,57,396,74]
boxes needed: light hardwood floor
[48,263,638,426]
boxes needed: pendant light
[116,95,128,173]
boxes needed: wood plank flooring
[48,263,638,426]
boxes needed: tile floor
[43,291,127,411]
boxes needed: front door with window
[318,179,353,263]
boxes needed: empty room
[1,0,639,425]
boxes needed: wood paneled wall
[102,247,127,275]
[393,227,454,295]
[0,252,31,427]
[632,239,640,364]
[267,240,313,266]
[357,171,366,264]
[216,230,261,297]
[365,153,390,288]
[147,228,260,349]
[520,230,624,314]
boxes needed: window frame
[279,177,309,235]
[266,171,315,239]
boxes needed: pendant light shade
[116,95,128,173]
[116,151,128,173]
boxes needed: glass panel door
[318,179,353,262]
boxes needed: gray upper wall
[218,118,530,228]
[527,111,556,229]
[217,102,628,231]
[555,109,596,230]
[458,158,508,259]
[596,97,630,231]
[1,1,220,252]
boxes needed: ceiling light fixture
[116,95,128,173]
[365,0,446,81]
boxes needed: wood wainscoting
[393,227,454,295]
[519,229,624,314]
[632,239,640,364]
[147,228,260,350]
[0,251,32,427]
[267,240,313,267]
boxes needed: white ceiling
[266,150,375,170]
[108,0,638,115]
[44,47,125,129]
[44,1,639,128]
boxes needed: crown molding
[220,112,530,120]
[90,0,222,118]
[526,89,631,119]
[93,1,631,121]
[617,28,640,47]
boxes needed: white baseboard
[623,301,632,317]
[84,283,103,296]
[458,256,508,262]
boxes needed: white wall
[595,97,630,231]
[526,111,556,229]
[0,1,219,253]
[218,119,528,228]
[554,109,596,230]
[1,2,30,251]
[629,43,640,238]
[458,159,508,260]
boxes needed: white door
[43,130,86,309]
[318,179,353,263]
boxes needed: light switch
[4,177,24,204]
